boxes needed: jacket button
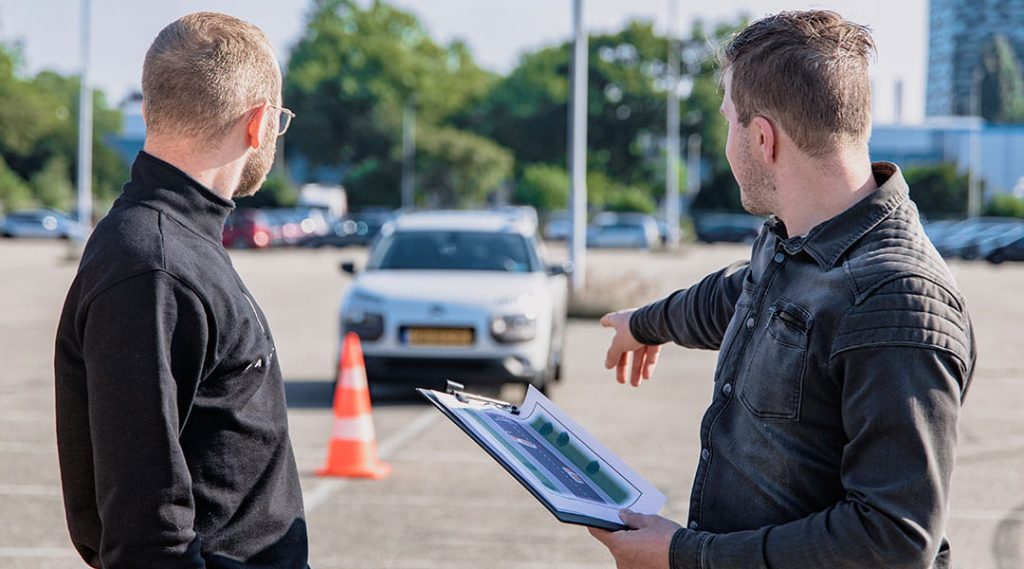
[701,448,710,460]
[745,317,755,329]
[722,383,733,396]
[774,252,785,263]
[688,521,699,530]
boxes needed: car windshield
[368,230,538,272]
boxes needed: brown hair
[720,10,876,157]
[142,12,280,142]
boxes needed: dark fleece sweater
[54,151,308,568]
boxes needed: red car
[223,209,273,249]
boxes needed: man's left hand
[588,510,682,569]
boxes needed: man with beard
[590,11,975,569]
[54,13,308,569]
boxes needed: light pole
[664,0,681,248]
[568,0,588,293]
[401,98,416,210]
[968,68,983,218]
[76,0,93,238]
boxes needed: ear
[140,101,147,127]
[751,116,777,164]
[246,103,269,149]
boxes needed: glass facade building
[926,0,1024,117]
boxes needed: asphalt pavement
[0,239,1021,568]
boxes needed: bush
[604,185,656,213]
[513,163,569,212]
[31,156,75,212]
[904,163,969,218]
[0,156,33,213]
[984,194,1024,218]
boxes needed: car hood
[353,270,549,304]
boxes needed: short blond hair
[142,12,280,142]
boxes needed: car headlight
[343,309,385,341]
[342,289,386,341]
[490,313,537,343]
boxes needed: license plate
[406,327,474,346]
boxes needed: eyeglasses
[267,103,295,137]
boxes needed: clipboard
[418,381,666,531]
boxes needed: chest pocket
[739,298,812,421]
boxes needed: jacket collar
[768,162,909,269]
[121,151,235,243]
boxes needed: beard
[233,126,277,199]
[735,132,776,217]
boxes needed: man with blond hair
[591,11,974,569]
[55,13,307,568]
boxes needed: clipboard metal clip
[446,380,520,415]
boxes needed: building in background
[927,0,1024,117]
[870,118,1024,197]
[110,92,145,164]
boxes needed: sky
[0,0,927,124]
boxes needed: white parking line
[303,409,439,514]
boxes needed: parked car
[694,213,764,243]
[923,219,959,245]
[966,223,1024,260]
[338,210,570,392]
[0,209,84,239]
[984,234,1024,264]
[543,211,571,241]
[586,212,660,249]
[222,209,274,249]
[303,211,393,248]
[931,217,1021,259]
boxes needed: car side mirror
[340,261,357,275]
[547,261,574,276]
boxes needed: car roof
[391,210,535,235]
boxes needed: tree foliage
[282,1,747,214]
[284,0,502,209]
[415,125,513,208]
[978,35,1024,124]
[984,194,1024,218]
[513,163,569,211]
[460,16,743,214]
[904,163,969,218]
[0,39,126,215]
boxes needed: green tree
[30,156,74,211]
[415,126,513,208]
[0,38,127,214]
[462,16,745,214]
[284,0,498,209]
[25,71,127,208]
[0,155,32,212]
[904,163,969,218]
[984,194,1024,218]
[604,185,656,213]
[978,35,1024,123]
[513,163,569,212]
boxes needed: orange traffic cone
[316,332,391,479]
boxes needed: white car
[339,210,571,391]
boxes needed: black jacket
[54,151,308,568]
[630,163,975,569]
